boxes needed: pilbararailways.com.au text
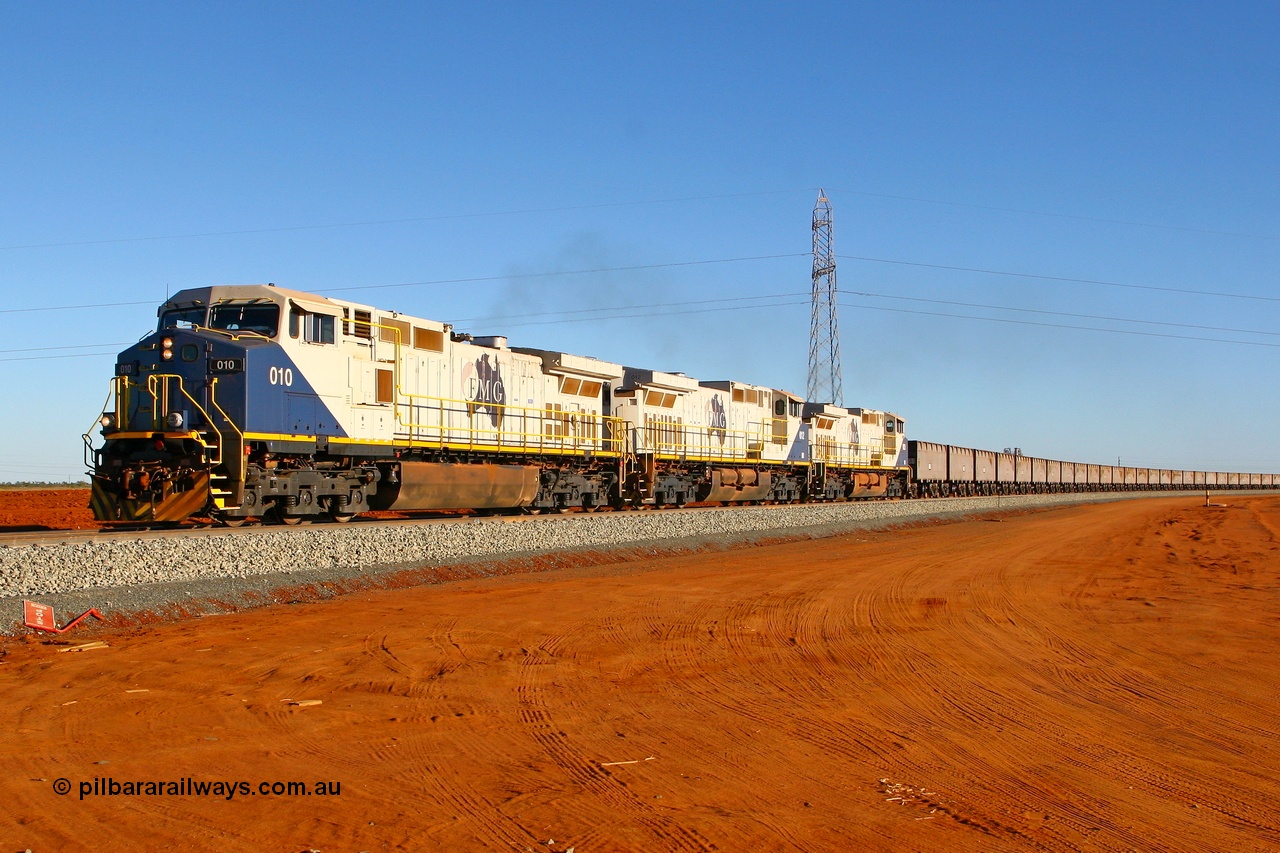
[54,777,340,800]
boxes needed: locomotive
[86,284,910,524]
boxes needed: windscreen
[158,307,207,331]
[208,303,280,337]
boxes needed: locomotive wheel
[330,511,355,523]
[269,506,306,525]
[219,516,249,528]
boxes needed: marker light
[100,413,116,429]
[165,411,185,429]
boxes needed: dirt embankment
[2,496,1278,851]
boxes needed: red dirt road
[2,496,1279,851]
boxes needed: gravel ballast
[0,490,1232,607]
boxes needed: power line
[3,252,1272,318]
[0,253,807,316]
[9,280,1280,363]
[839,255,1280,304]
[0,342,133,354]
[841,299,1280,349]
[7,186,1270,253]
[827,188,1278,241]
[455,292,801,325]
[841,290,1280,338]
[0,350,127,363]
[0,463,86,473]
[0,294,810,363]
[0,190,804,252]
[839,252,1280,302]
[479,299,810,329]
[7,285,1280,361]
[0,300,153,315]
[318,253,808,295]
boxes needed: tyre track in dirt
[357,619,549,850]
[652,588,864,850]
[950,501,1280,850]
[514,629,723,852]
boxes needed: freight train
[84,284,1273,525]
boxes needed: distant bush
[0,481,90,489]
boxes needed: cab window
[289,307,335,344]
[209,303,280,337]
[158,307,206,331]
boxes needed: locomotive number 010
[207,358,245,374]
[268,366,294,386]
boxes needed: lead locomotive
[86,284,909,524]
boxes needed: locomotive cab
[87,288,291,523]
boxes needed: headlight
[100,413,116,429]
[161,337,174,349]
[166,411,185,429]
[161,348,174,361]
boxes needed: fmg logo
[707,395,727,445]
[462,354,507,427]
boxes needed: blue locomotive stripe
[238,344,350,438]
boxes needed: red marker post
[22,600,104,634]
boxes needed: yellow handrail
[146,373,225,464]
[631,417,783,462]
[811,436,892,468]
[82,383,119,469]
[372,319,406,426]
[394,391,625,455]
[208,376,244,453]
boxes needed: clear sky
[2,2,1277,481]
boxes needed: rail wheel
[269,506,306,525]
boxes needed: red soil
[2,496,1279,851]
[0,488,99,531]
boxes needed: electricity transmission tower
[807,189,843,405]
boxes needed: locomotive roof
[161,283,353,314]
[160,284,447,329]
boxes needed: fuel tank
[847,471,889,498]
[698,467,773,503]
[368,461,540,510]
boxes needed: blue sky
[2,2,1277,481]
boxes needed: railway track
[4,490,1276,620]
[3,488,1271,549]
[0,500,879,548]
